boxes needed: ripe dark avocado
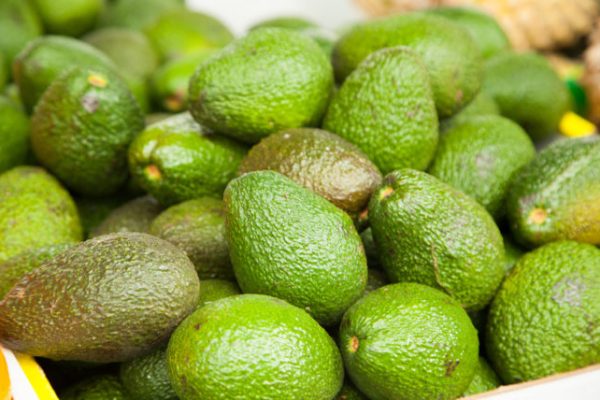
[60,374,131,400]
[120,347,177,400]
[238,128,382,214]
[506,137,600,247]
[369,169,505,311]
[31,66,144,197]
[0,233,199,363]
[224,171,367,326]
[0,96,30,173]
[324,47,438,174]
[91,196,162,238]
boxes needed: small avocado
[332,13,483,118]
[486,241,600,383]
[462,357,501,396]
[369,169,505,311]
[188,28,333,143]
[238,128,382,214]
[364,269,388,296]
[503,235,524,275]
[91,196,162,238]
[31,66,144,197]
[360,228,380,269]
[251,16,335,55]
[429,115,536,219]
[483,52,571,141]
[324,47,439,174]
[167,294,344,400]
[120,347,177,400]
[128,112,247,206]
[439,91,500,131]
[75,194,129,238]
[31,0,104,37]
[196,279,241,309]
[98,0,182,30]
[0,166,82,263]
[335,380,368,400]
[507,137,600,247]
[0,233,199,363]
[339,283,479,400]
[225,171,367,325]
[60,375,130,400]
[0,96,30,173]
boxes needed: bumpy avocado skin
[462,357,501,396]
[60,375,131,400]
[0,96,30,173]
[120,347,177,400]
[196,279,241,309]
[91,196,162,238]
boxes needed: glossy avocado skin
[238,128,382,214]
[224,171,367,326]
[324,47,439,174]
[369,169,505,311]
[507,137,600,247]
[91,196,162,237]
[120,347,177,400]
[0,232,199,363]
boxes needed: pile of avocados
[0,1,599,399]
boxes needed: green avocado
[238,128,382,214]
[364,269,388,296]
[224,171,367,326]
[196,279,241,309]
[60,374,131,400]
[360,228,380,269]
[120,348,177,400]
[98,0,182,30]
[75,195,129,238]
[503,235,524,275]
[439,91,500,131]
[462,357,501,396]
[167,294,344,400]
[369,169,505,311]
[0,96,30,173]
[334,380,367,400]
[251,16,335,55]
[0,166,82,263]
[188,27,333,143]
[0,53,6,91]
[31,66,144,196]
[0,232,199,363]
[339,282,479,400]
[31,0,104,37]
[91,196,162,238]
[324,47,439,174]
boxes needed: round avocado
[60,374,130,400]
[462,357,501,396]
[0,96,30,173]
[91,196,162,238]
[31,0,104,37]
[120,347,177,400]
[196,279,241,309]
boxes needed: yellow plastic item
[559,112,597,138]
[14,353,58,400]
[0,350,10,400]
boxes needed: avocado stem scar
[349,336,360,353]
[379,186,394,200]
[145,164,162,181]
[88,74,108,88]
[528,207,548,225]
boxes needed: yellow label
[14,353,58,400]
[559,112,597,138]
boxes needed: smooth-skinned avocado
[323,47,439,174]
[128,112,247,206]
[167,294,344,400]
[369,169,505,311]
[486,241,600,383]
[462,357,501,396]
[120,347,177,400]
[332,12,483,118]
[238,128,382,214]
[0,232,199,363]
[0,166,82,263]
[339,282,479,400]
[0,96,30,173]
[91,195,162,238]
[31,0,104,37]
[31,66,144,197]
[506,136,600,247]
[188,27,334,143]
[60,374,131,400]
[429,115,536,219]
[224,171,367,326]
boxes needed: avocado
[91,196,162,238]
[188,27,333,143]
[60,374,130,400]
[335,380,367,400]
[0,96,30,173]
[128,112,247,206]
[251,16,335,55]
[0,53,6,91]
[429,115,536,219]
[196,279,241,309]
[0,243,72,299]
[486,241,600,383]
[439,91,500,131]
[150,197,233,279]
[332,13,483,118]
[369,169,505,311]
[224,171,367,325]
[238,128,382,214]
[506,137,600,247]
[0,232,199,363]
[483,52,570,141]
[31,0,104,37]
[98,0,182,30]
[0,166,82,263]
[150,49,215,112]
[76,195,129,238]
[323,47,439,174]
[463,357,501,396]
[364,269,388,296]
[13,35,118,113]
[339,282,479,400]
[145,9,233,60]
[360,228,380,269]
[31,66,144,197]
[167,294,344,400]
[120,347,177,400]
[426,7,510,59]
[503,235,524,275]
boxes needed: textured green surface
[429,115,535,219]
[334,380,367,400]
[507,137,600,247]
[150,197,234,279]
[0,233,199,362]
[129,112,246,205]
[462,357,501,396]
[324,47,438,174]
[31,66,144,196]
[0,53,6,92]
[503,235,524,275]
[251,17,335,55]
[196,279,241,309]
[120,348,177,400]
[31,0,103,37]
[91,196,162,238]
[0,96,30,173]
[0,166,82,263]
[189,28,333,143]
[224,171,367,325]
[167,294,343,400]
[364,269,387,296]
[332,13,483,118]
[60,375,130,400]
[369,169,504,311]
[98,0,182,30]
[439,91,499,131]
[239,128,382,213]
[76,195,128,238]
[339,283,478,400]
[360,228,380,269]
[483,52,570,141]
[486,241,600,383]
